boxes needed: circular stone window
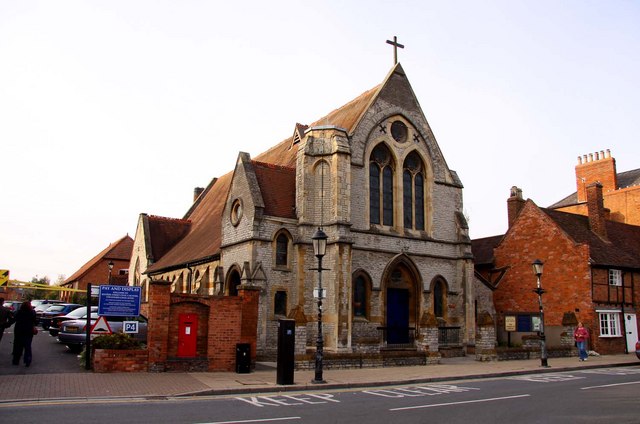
[390,120,408,143]
[230,198,243,226]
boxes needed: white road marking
[389,394,531,411]
[195,417,301,424]
[581,380,640,390]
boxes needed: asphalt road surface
[2,366,640,423]
[0,323,87,375]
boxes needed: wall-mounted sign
[505,315,516,332]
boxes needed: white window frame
[608,269,622,286]
[598,311,622,337]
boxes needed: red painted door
[178,313,197,357]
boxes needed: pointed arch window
[370,144,394,226]
[403,151,425,231]
[353,272,371,319]
[433,279,446,318]
[275,232,289,267]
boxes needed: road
[1,366,639,423]
[0,323,87,375]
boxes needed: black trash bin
[236,343,251,374]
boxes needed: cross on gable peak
[386,35,405,65]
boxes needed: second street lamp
[532,259,549,367]
[312,227,328,384]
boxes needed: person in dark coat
[10,301,38,366]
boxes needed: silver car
[58,314,147,353]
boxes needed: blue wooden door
[387,288,409,344]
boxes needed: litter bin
[236,343,251,374]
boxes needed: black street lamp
[108,260,114,285]
[532,259,549,367]
[312,227,328,384]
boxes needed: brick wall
[494,202,593,345]
[147,280,259,372]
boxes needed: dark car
[39,303,82,330]
[48,306,98,337]
[2,300,22,315]
[636,341,640,360]
[58,314,148,353]
[30,299,64,309]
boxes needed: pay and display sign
[98,285,141,316]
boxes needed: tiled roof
[549,167,640,209]
[144,76,387,273]
[542,208,640,269]
[146,215,191,263]
[65,235,133,283]
[471,235,503,265]
[309,85,381,132]
[146,172,232,273]
[252,161,296,219]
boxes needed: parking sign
[123,321,139,334]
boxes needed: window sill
[598,335,622,338]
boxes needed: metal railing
[438,326,462,346]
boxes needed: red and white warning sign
[90,316,112,335]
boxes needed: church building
[129,63,484,362]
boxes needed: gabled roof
[144,66,402,274]
[65,235,133,283]
[146,172,232,273]
[252,161,296,219]
[542,208,640,269]
[549,167,640,209]
[145,215,191,263]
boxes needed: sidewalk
[0,354,637,403]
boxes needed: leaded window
[370,144,394,226]
[403,151,425,230]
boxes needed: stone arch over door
[381,254,422,345]
[225,265,242,296]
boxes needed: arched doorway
[383,256,421,345]
[227,268,241,296]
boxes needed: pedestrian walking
[574,321,590,361]
[10,301,38,367]
[0,297,12,344]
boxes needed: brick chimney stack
[586,182,609,239]
[193,187,204,202]
[507,186,525,228]
[575,149,617,203]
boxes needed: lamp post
[312,227,328,384]
[108,260,114,285]
[532,259,549,367]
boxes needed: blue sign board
[98,285,141,316]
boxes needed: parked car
[31,299,64,309]
[2,300,22,315]
[58,314,148,353]
[636,340,640,360]
[39,303,82,330]
[48,306,98,337]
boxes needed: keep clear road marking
[196,417,301,424]
[509,373,585,383]
[235,393,340,408]
[389,394,531,411]
[363,384,480,398]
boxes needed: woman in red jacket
[574,322,590,361]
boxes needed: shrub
[92,332,143,350]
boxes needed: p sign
[123,321,139,334]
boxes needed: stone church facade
[129,64,485,361]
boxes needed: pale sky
[1,1,639,283]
